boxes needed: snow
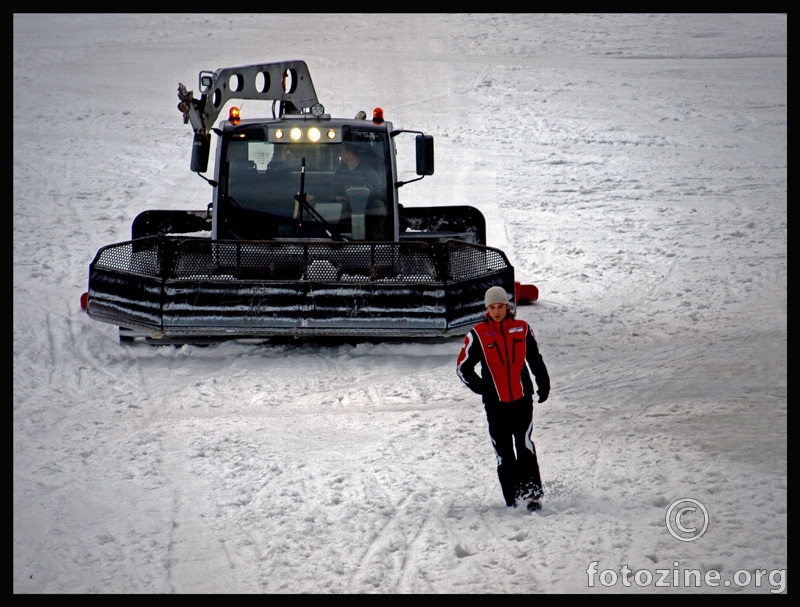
[13,14,786,594]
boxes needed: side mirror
[190,133,211,173]
[199,71,214,94]
[415,134,434,176]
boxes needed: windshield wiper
[294,157,348,240]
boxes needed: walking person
[457,286,550,511]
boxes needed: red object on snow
[514,281,539,304]
[80,292,88,310]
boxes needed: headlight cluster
[270,126,340,143]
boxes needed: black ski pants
[484,396,543,507]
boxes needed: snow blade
[85,236,515,342]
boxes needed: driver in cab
[328,142,380,202]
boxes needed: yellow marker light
[308,127,321,142]
[326,129,337,140]
[290,127,303,141]
[229,106,240,125]
[274,129,285,140]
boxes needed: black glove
[469,380,485,395]
[538,390,549,403]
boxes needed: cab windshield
[219,128,392,241]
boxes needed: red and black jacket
[457,310,549,404]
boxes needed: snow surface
[13,14,786,594]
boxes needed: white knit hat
[485,286,509,307]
